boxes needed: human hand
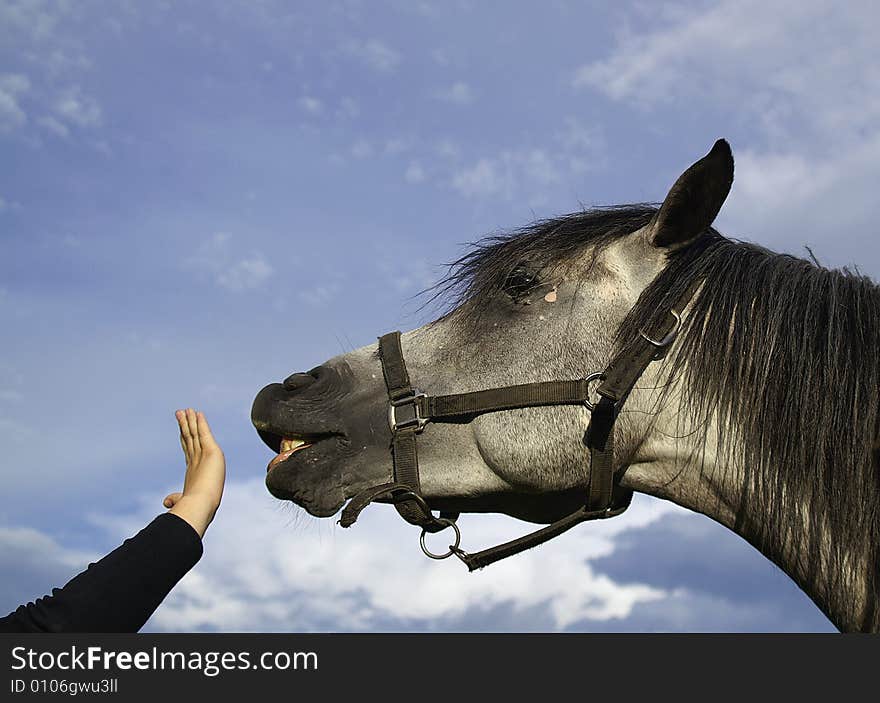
[164,409,226,538]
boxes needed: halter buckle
[389,390,428,432]
[639,309,682,360]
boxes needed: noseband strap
[340,281,700,569]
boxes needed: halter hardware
[339,282,701,570]
[419,519,461,560]
[640,309,682,360]
[388,390,428,432]
[582,372,606,412]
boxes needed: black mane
[434,205,880,630]
[428,205,660,318]
[623,232,880,630]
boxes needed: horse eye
[502,263,540,300]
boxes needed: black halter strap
[339,281,700,570]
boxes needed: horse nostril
[282,372,316,392]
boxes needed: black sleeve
[0,512,203,633]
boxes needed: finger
[175,410,189,462]
[178,409,194,460]
[163,492,183,508]
[186,408,201,457]
[197,411,218,450]
[179,434,189,464]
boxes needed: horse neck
[619,372,877,633]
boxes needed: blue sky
[2,0,875,632]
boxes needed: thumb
[163,492,184,509]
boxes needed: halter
[339,281,699,570]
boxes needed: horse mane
[620,229,880,630]
[426,204,660,319]
[432,204,880,629]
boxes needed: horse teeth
[281,438,306,452]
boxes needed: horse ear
[649,139,734,248]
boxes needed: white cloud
[0,74,29,94]
[0,416,38,443]
[574,2,812,99]
[345,38,401,73]
[434,81,474,105]
[77,480,680,632]
[0,526,95,609]
[216,256,274,292]
[451,149,562,200]
[572,0,880,269]
[556,116,600,153]
[384,137,411,154]
[2,488,827,631]
[42,47,92,76]
[297,282,340,307]
[297,96,323,114]
[0,526,91,572]
[0,74,30,132]
[376,256,436,294]
[0,1,74,47]
[435,139,461,160]
[186,232,275,292]
[452,158,508,198]
[0,1,106,141]
[718,135,880,269]
[430,116,603,203]
[53,86,102,128]
[351,139,373,159]
[37,115,69,138]
[404,161,425,184]
[572,1,880,145]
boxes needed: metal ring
[420,518,461,560]
[582,372,605,412]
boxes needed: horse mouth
[267,437,312,471]
[257,427,349,517]
[257,430,337,472]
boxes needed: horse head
[250,141,732,525]
[251,139,880,631]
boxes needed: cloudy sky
[3,0,875,632]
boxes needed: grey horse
[252,140,880,632]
